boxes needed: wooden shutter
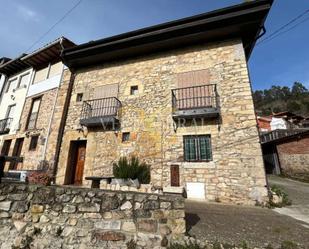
[93,84,119,99]
[170,165,180,187]
[176,69,210,88]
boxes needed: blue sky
[0,0,308,90]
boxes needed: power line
[26,0,83,52]
[257,9,309,45]
[258,15,309,46]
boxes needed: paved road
[186,185,309,249]
[268,175,309,225]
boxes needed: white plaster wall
[27,74,62,97]
[0,68,34,135]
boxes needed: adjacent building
[0,37,75,173]
[55,0,273,204]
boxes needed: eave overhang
[62,0,273,69]
[0,54,29,77]
[22,37,76,69]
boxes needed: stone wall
[276,134,309,181]
[0,182,185,248]
[57,39,268,205]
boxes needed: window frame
[122,132,130,142]
[29,135,39,151]
[76,93,83,102]
[26,96,42,130]
[183,135,212,162]
[130,85,139,95]
[5,77,18,93]
[17,72,30,89]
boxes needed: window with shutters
[183,135,212,162]
[29,135,39,151]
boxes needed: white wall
[0,68,34,135]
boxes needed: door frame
[64,140,87,185]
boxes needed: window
[1,139,12,156]
[17,73,30,88]
[26,97,41,130]
[183,135,212,162]
[130,85,139,95]
[76,93,83,102]
[6,104,16,119]
[6,78,17,92]
[122,132,130,142]
[29,136,39,151]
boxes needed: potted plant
[112,156,150,187]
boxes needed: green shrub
[280,241,298,249]
[113,156,150,184]
[168,241,204,249]
[269,185,292,208]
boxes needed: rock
[144,200,160,210]
[72,195,84,203]
[134,202,142,210]
[102,212,112,219]
[167,218,186,234]
[11,201,29,213]
[122,221,136,232]
[163,187,184,194]
[0,195,7,201]
[94,220,121,230]
[14,221,27,232]
[120,201,132,210]
[173,199,185,209]
[159,225,171,235]
[94,231,126,241]
[68,218,78,226]
[62,226,74,237]
[83,213,102,219]
[8,193,27,201]
[63,205,77,213]
[0,201,11,211]
[160,202,171,209]
[0,211,11,218]
[137,219,158,233]
[40,215,50,223]
[31,204,44,213]
[87,191,96,198]
[161,236,169,247]
[78,203,100,213]
[101,196,119,210]
[57,194,71,203]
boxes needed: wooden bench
[85,176,113,188]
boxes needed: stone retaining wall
[0,183,185,248]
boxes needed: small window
[29,136,39,151]
[183,135,212,162]
[130,85,139,95]
[6,78,18,92]
[122,132,130,142]
[76,93,83,102]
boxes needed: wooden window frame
[26,96,42,130]
[183,135,212,162]
[76,93,83,102]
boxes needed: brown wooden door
[73,143,86,185]
[10,138,24,170]
[170,165,180,187]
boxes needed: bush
[113,156,150,184]
[168,241,204,249]
[269,185,292,208]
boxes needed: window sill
[167,161,216,169]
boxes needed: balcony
[0,118,12,134]
[80,97,121,128]
[172,84,219,120]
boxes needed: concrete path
[267,175,309,225]
[186,201,309,248]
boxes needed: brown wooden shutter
[170,165,180,187]
[176,69,210,88]
[93,83,119,99]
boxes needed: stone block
[63,205,77,213]
[31,205,44,214]
[137,219,158,233]
[93,231,126,241]
[120,201,132,210]
[94,220,121,230]
[0,201,11,211]
[122,221,136,232]
[78,203,100,213]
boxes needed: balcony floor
[172,107,219,120]
[80,116,119,128]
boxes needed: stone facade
[56,39,268,205]
[276,134,309,181]
[0,182,185,248]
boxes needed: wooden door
[170,165,180,187]
[73,143,86,185]
[10,138,24,170]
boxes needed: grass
[269,185,292,208]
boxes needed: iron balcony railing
[260,128,309,144]
[27,112,38,130]
[0,118,12,134]
[172,84,219,112]
[80,97,121,124]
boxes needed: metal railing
[0,118,12,134]
[27,112,38,130]
[172,84,218,111]
[260,129,309,144]
[81,97,121,121]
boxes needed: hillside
[253,82,309,117]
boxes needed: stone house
[56,0,273,204]
[0,37,75,173]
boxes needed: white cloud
[16,4,39,22]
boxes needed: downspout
[52,69,75,183]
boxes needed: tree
[291,82,308,97]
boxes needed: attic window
[130,85,138,95]
[76,93,83,102]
